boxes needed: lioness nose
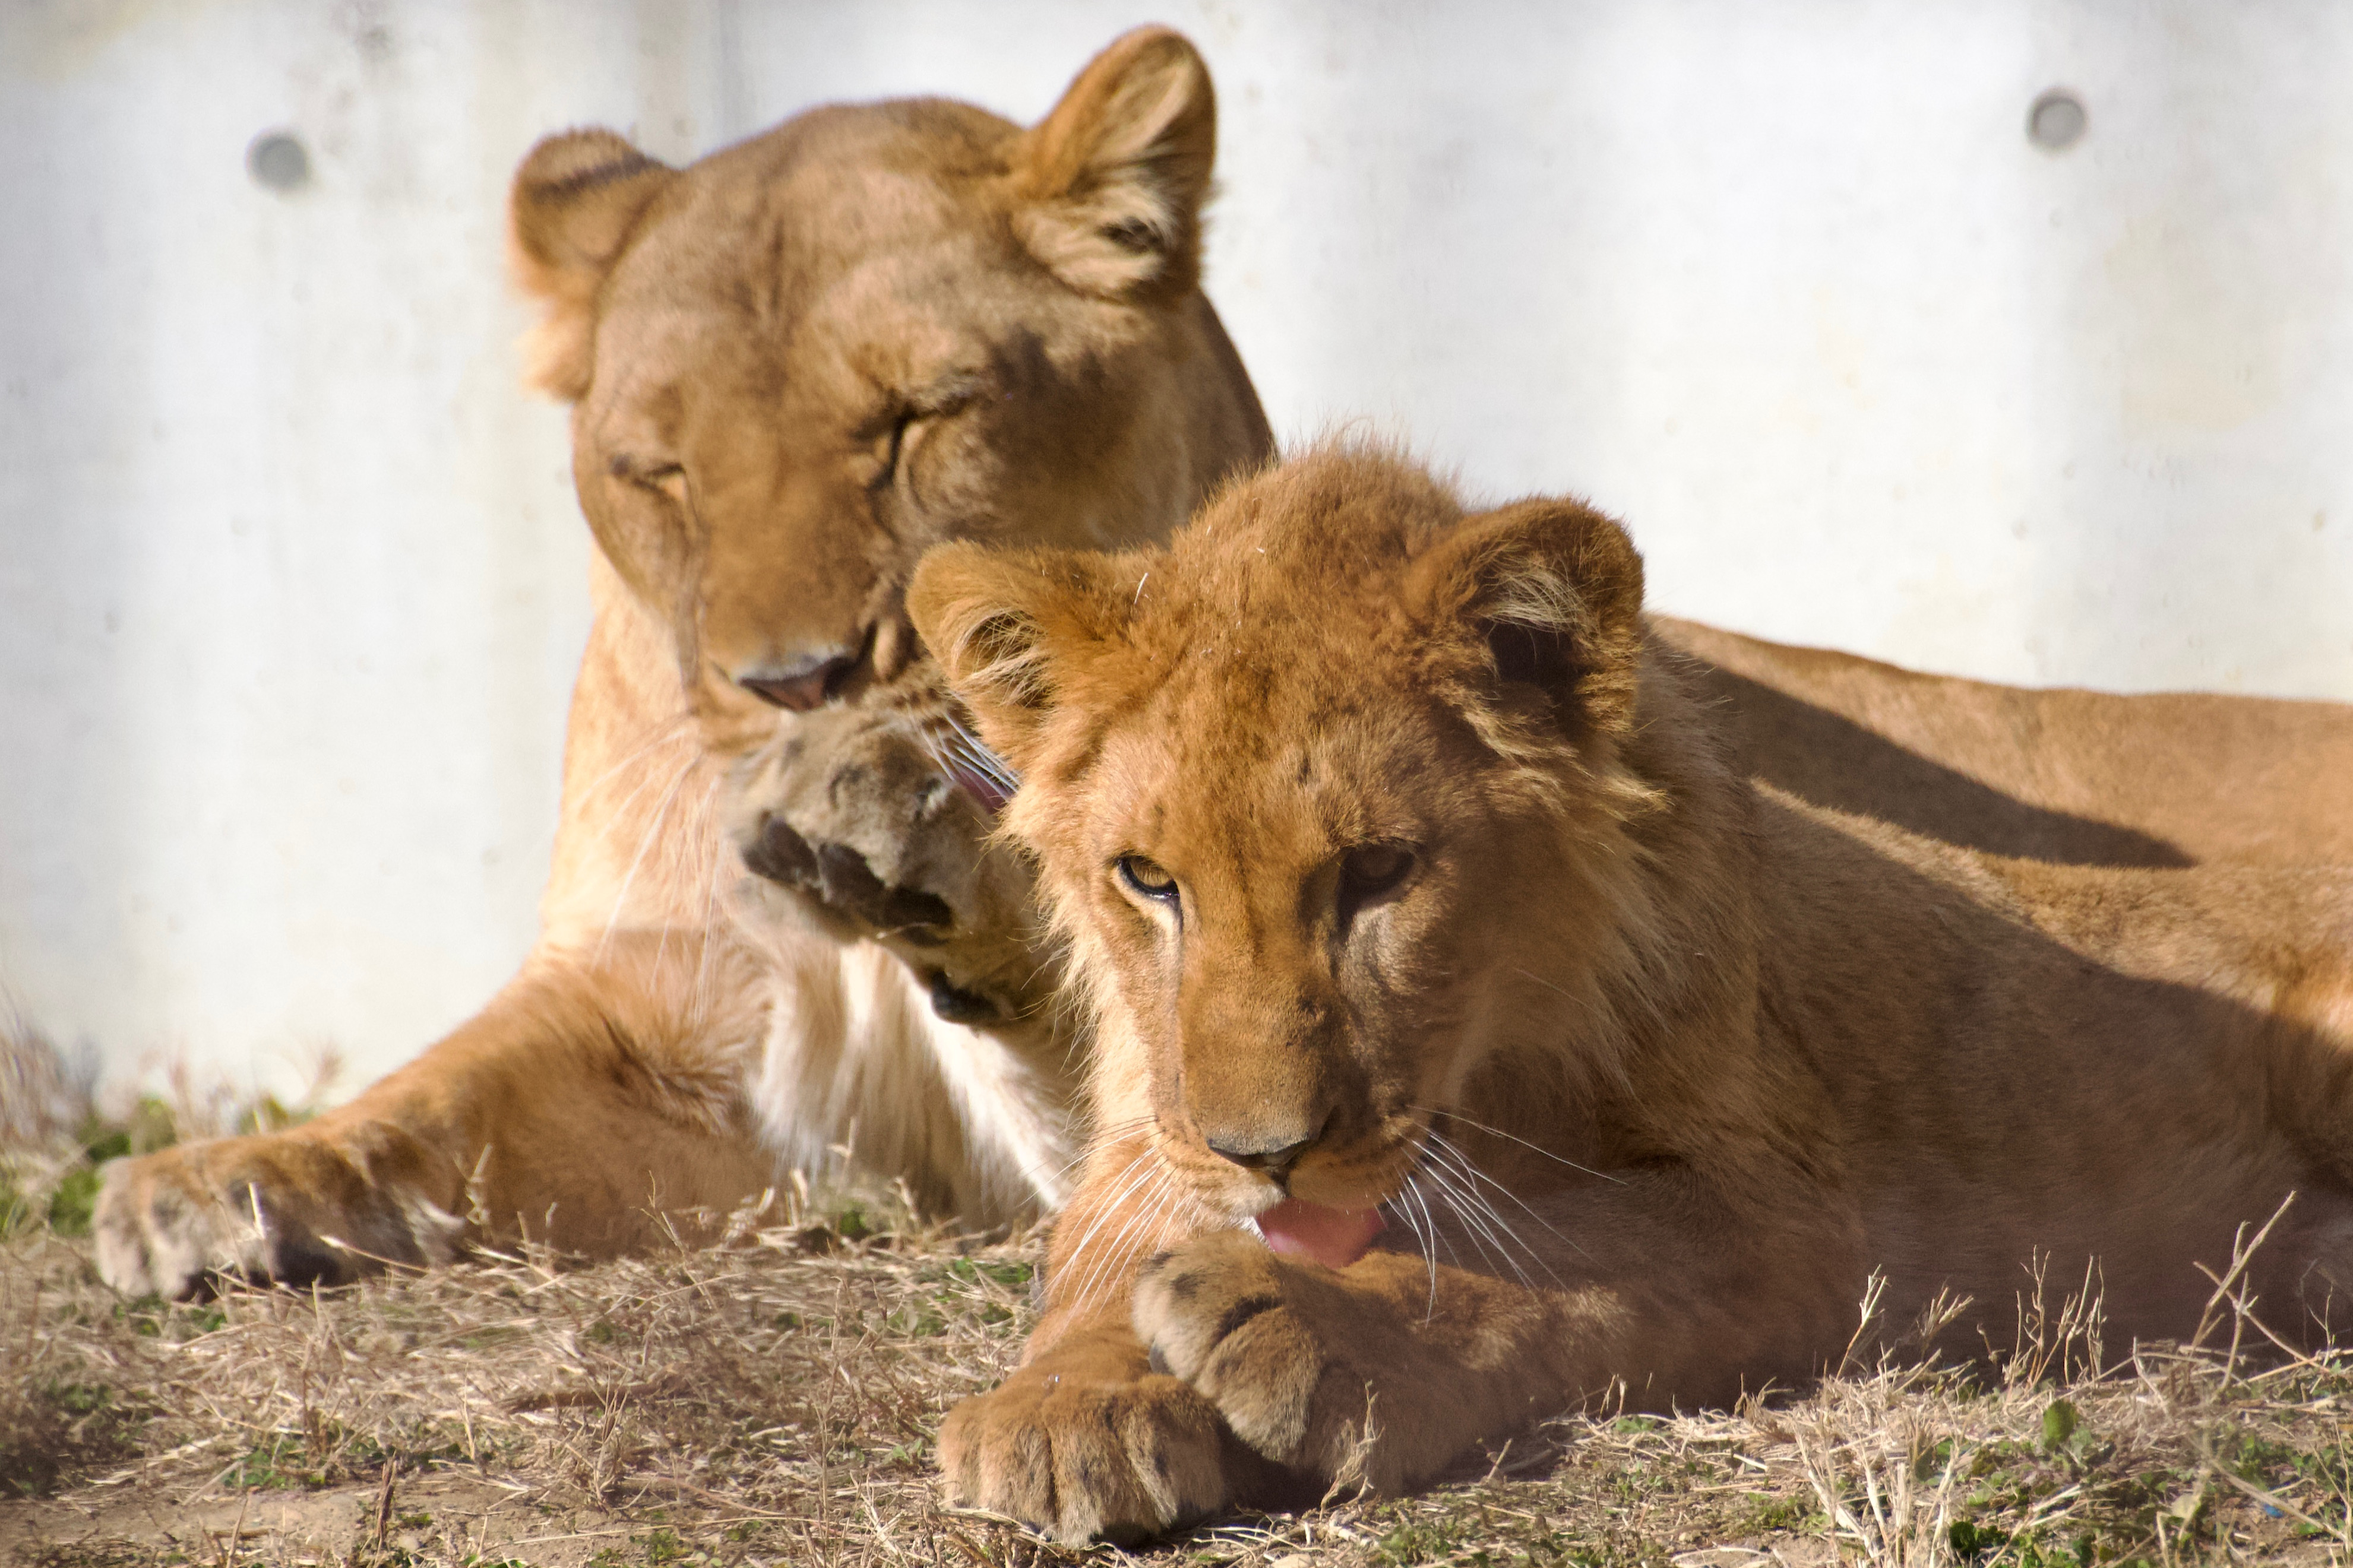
[1204,1127,1321,1178]
[738,648,858,712]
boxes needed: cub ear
[507,128,676,401]
[1012,26,1217,301]
[907,543,1122,773]
[1408,499,1648,734]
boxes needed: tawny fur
[90,23,2352,1303]
[92,28,1273,1298]
[1661,617,2353,867]
[909,447,2353,1546]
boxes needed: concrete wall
[5,0,2349,1095]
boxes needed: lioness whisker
[914,710,1025,809]
[576,739,701,857]
[597,754,707,965]
[941,731,1008,788]
[912,728,966,788]
[690,782,729,1025]
[650,775,724,994]
[941,707,1022,794]
[571,712,706,831]
[569,714,698,807]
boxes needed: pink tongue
[1256,1198,1386,1269]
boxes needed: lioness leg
[94,932,776,1298]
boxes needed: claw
[928,971,1004,1024]
[744,814,957,939]
[743,813,821,889]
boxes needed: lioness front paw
[733,704,1048,1025]
[938,1326,1232,1546]
[1136,1231,1415,1491]
[94,1125,462,1300]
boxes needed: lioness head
[508,28,1270,1014]
[910,448,1673,1251]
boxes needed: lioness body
[911,449,2353,1544]
[1665,616,2353,867]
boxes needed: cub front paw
[1136,1231,1408,1490]
[93,1126,461,1300]
[939,1326,1231,1546]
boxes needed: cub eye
[1339,844,1415,905]
[1117,855,1179,904]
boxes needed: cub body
[910,448,2353,1544]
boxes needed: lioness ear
[507,128,676,401]
[1409,499,1648,734]
[907,543,1122,772]
[1013,27,1216,300]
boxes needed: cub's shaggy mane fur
[910,446,2353,1545]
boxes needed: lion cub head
[909,448,1668,1246]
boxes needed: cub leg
[93,931,776,1299]
[1133,1233,1736,1494]
[938,1323,1245,1547]
[938,1132,1270,1544]
[944,1153,1858,1543]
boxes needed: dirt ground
[5,1199,2352,1568]
[2,1028,2348,1567]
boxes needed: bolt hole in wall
[2027,88,2088,151]
[0,2,2346,1094]
[245,129,311,192]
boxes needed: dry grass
[5,1031,2352,1566]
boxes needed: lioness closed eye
[905,445,2353,1545]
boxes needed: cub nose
[738,647,859,712]
[1203,1126,1322,1179]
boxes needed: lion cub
[905,446,2353,1544]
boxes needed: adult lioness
[93,27,1272,1298]
[907,446,2353,1545]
